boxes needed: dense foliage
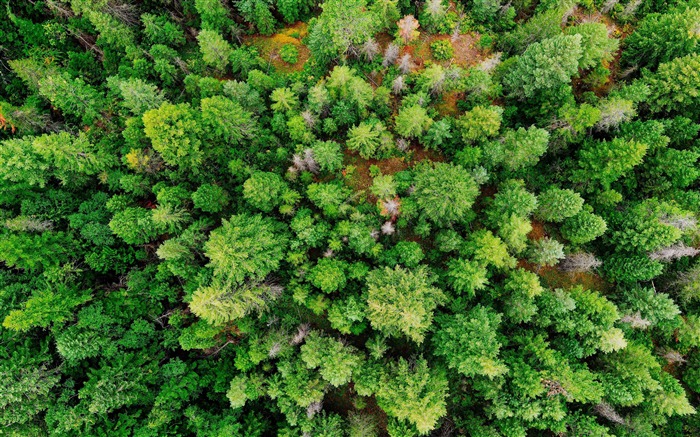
[2,0,700,436]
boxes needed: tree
[347,120,391,158]
[561,211,607,244]
[412,162,479,225]
[462,230,516,270]
[530,237,565,267]
[3,285,91,331]
[203,213,289,284]
[237,0,277,35]
[109,207,160,245]
[306,0,377,64]
[607,200,684,254]
[374,358,448,434]
[110,77,165,116]
[644,53,700,118]
[311,141,343,172]
[195,0,231,31]
[198,30,233,72]
[190,282,283,324]
[370,174,397,199]
[604,254,664,282]
[395,105,433,138]
[307,182,350,217]
[365,266,445,343]
[143,102,203,170]
[485,126,549,170]
[192,184,229,213]
[622,8,700,70]
[445,258,489,297]
[504,35,583,99]
[308,259,347,293]
[200,96,256,145]
[270,87,300,113]
[38,73,104,124]
[456,105,502,143]
[243,172,290,212]
[397,15,420,44]
[572,138,648,190]
[565,23,619,70]
[536,187,584,222]
[301,332,363,386]
[434,306,506,379]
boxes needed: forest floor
[244,22,310,73]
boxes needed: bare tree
[650,243,699,262]
[396,138,410,152]
[303,148,319,174]
[594,402,626,425]
[601,0,619,13]
[383,43,400,67]
[306,401,323,419]
[291,323,311,345]
[662,349,686,365]
[660,213,698,231]
[382,198,401,216]
[381,221,395,235]
[596,98,636,131]
[397,15,420,44]
[620,312,652,329]
[398,53,413,74]
[619,0,642,20]
[558,252,602,272]
[360,39,380,62]
[477,52,502,72]
[392,75,405,94]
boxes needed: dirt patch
[243,22,310,74]
[519,260,610,292]
[434,90,462,116]
[344,146,444,200]
[528,220,547,241]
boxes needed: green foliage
[307,0,377,64]
[38,73,104,124]
[2,2,700,435]
[644,53,700,118]
[143,102,203,170]
[395,105,433,138]
[347,120,392,158]
[366,266,445,343]
[192,184,229,213]
[434,306,507,378]
[430,40,454,60]
[565,23,619,70]
[561,211,607,245]
[456,105,503,143]
[243,172,290,212]
[308,259,347,293]
[412,162,479,225]
[301,332,364,386]
[536,188,584,222]
[504,35,583,99]
[198,30,233,72]
[485,126,550,171]
[622,8,700,70]
[280,44,299,64]
[374,358,448,434]
[204,214,289,285]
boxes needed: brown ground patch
[434,90,463,116]
[528,220,547,241]
[243,22,310,73]
[519,260,610,292]
[343,146,444,201]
